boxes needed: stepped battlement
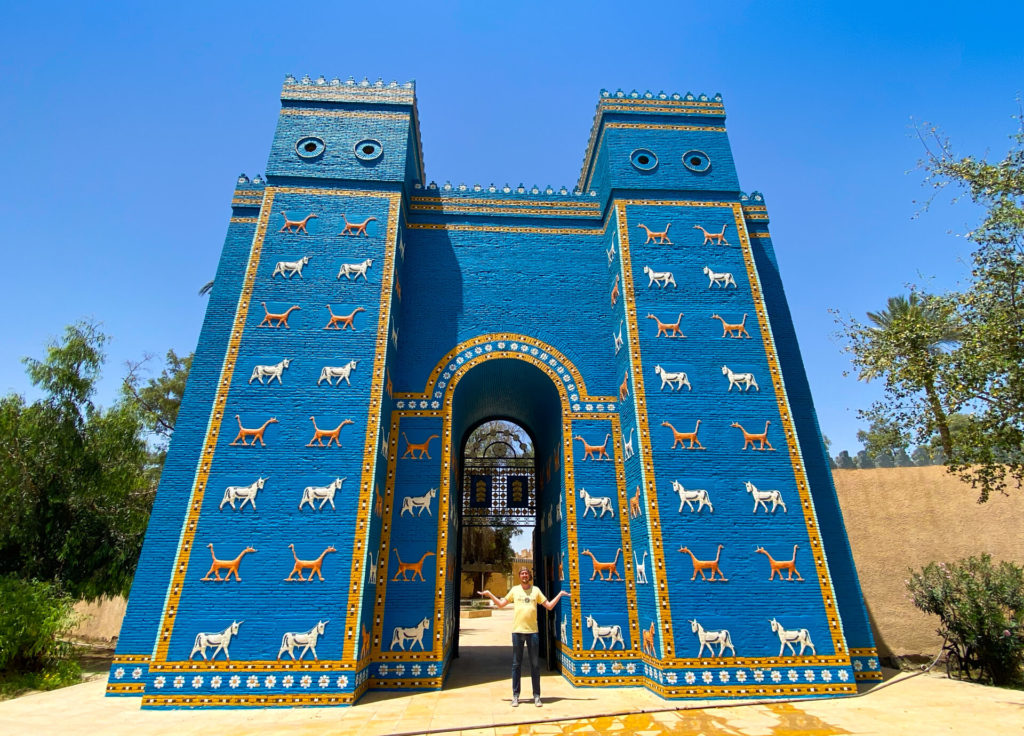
[281,74,416,105]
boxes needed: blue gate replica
[108,75,879,708]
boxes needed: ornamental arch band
[108,77,877,708]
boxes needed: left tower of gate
[108,76,419,707]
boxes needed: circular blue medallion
[682,150,711,172]
[295,136,326,159]
[630,148,658,171]
[354,139,383,161]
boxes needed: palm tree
[862,293,961,457]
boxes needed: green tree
[855,450,875,470]
[835,450,856,470]
[874,450,895,468]
[894,448,915,467]
[123,350,192,486]
[857,416,912,459]
[0,323,153,599]
[840,113,1024,500]
[911,445,934,466]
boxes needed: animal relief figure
[279,212,318,234]
[585,614,625,650]
[642,622,656,655]
[390,616,430,651]
[690,619,736,658]
[581,548,622,581]
[629,485,642,518]
[623,428,636,461]
[400,487,437,517]
[637,223,673,244]
[249,358,292,385]
[258,303,301,328]
[367,550,377,584]
[606,239,616,265]
[201,544,256,582]
[654,365,691,391]
[578,489,614,519]
[271,256,311,279]
[229,416,278,447]
[730,421,773,450]
[317,360,359,386]
[722,366,759,392]
[299,477,345,510]
[634,551,648,584]
[610,274,620,307]
[574,433,611,461]
[391,549,436,581]
[285,544,336,581]
[646,313,685,338]
[339,214,377,236]
[619,372,630,401]
[672,480,713,514]
[769,618,816,657]
[678,544,727,581]
[703,266,737,288]
[278,620,329,660]
[712,313,751,339]
[613,320,624,354]
[360,624,370,659]
[756,545,803,581]
[190,621,243,661]
[337,258,373,281]
[662,420,704,449]
[402,432,439,459]
[220,477,267,510]
[324,305,365,330]
[643,265,677,288]
[693,223,730,245]
[744,481,787,514]
[306,416,354,447]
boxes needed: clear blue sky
[1,2,1021,457]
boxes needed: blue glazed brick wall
[110,78,876,707]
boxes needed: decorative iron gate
[460,456,536,527]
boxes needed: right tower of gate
[570,88,879,696]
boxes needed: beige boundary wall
[73,465,1024,660]
[833,465,1024,660]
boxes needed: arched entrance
[447,357,566,675]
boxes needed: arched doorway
[447,356,567,677]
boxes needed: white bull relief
[390,616,430,651]
[220,477,267,511]
[189,620,243,660]
[299,477,346,510]
[318,360,359,386]
[278,620,329,660]
[400,487,437,517]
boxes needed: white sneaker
[511,697,519,707]
[534,696,542,707]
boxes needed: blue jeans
[511,632,540,698]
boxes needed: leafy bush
[0,575,81,696]
[907,554,1024,687]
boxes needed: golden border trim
[153,187,396,666]
[405,222,603,236]
[616,199,851,664]
[280,108,409,121]
[343,194,402,661]
[229,216,258,223]
[615,202,675,656]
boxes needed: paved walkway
[2,609,1022,735]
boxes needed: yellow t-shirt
[505,585,547,633]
